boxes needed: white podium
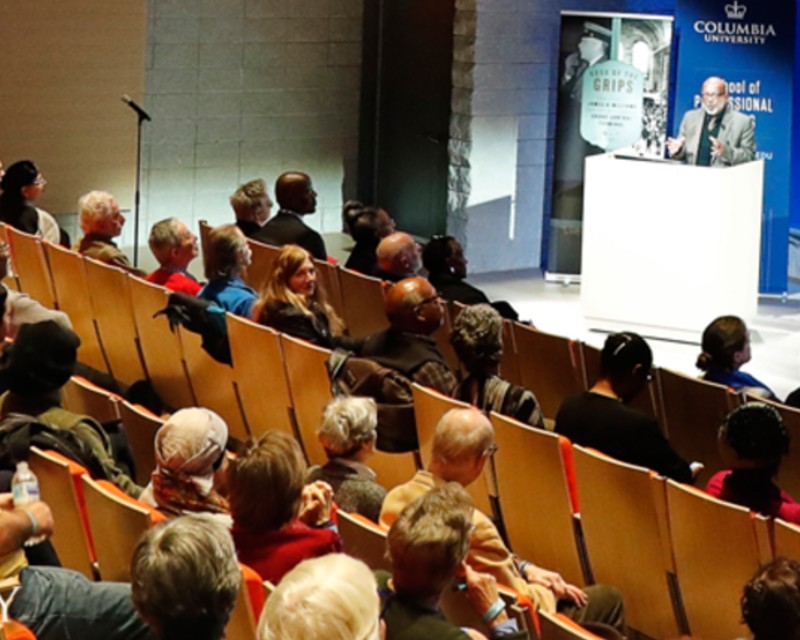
[581,154,764,339]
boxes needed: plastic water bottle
[11,462,43,546]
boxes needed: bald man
[376,232,422,282]
[361,277,456,397]
[380,408,626,633]
[667,76,756,167]
[253,171,327,259]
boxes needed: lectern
[581,154,764,339]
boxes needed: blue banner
[672,0,795,294]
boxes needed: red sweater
[233,520,342,583]
[706,469,800,524]
[146,268,202,296]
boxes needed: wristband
[23,508,38,536]
[482,598,505,623]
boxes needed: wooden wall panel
[0,0,147,215]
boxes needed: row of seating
[9,223,800,639]
[28,445,265,640]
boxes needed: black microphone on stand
[121,94,152,122]
[121,94,151,266]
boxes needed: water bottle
[11,462,43,546]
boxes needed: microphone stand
[121,95,151,266]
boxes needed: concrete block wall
[137,0,363,272]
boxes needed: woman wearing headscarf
[139,407,231,527]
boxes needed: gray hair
[258,554,380,640]
[78,190,118,233]
[149,217,184,250]
[450,304,503,373]
[131,514,241,639]
[318,396,377,458]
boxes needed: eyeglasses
[483,443,499,457]
[413,294,443,313]
[33,176,47,187]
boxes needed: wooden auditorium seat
[657,368,739,486]
[368,449,419,491]
[226,314,295,439]
[28,447,96,579]
[511,323,583,420]
[313,257,344,325]
[6,226,57,309]
[128,276,195,409]
[61,375,121,425]
[337,267,388,337]
[80,475,166,582]
[243,238,280,293]
[490,412,586,586]
[336,509,391,572]
[118,399,164,486]
[178,325,249,443]
[280,334,334,466]
[665,479,772,640]
[83,258,146,386]
[538,612,605,640]
[572,445,681,638]
[499,317,523,386]
[43,243,108,372]
[773,517,800,559]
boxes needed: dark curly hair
[742,557,800,640]
[719,402,789,465]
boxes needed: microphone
[121,94,152,122]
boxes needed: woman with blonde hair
[252,244,362,349]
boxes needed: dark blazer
[253,210,327,260]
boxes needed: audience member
[344,204,396,276]
[706,402,800,523]
[0,160,62,244]
[0,281,71,339]
[230,431,342,583]
[252,244,361,350]
[423,235,519,320]
[451,304,544,429]
[146,217,201,295]
[198,224,257,318]
[308,397,387,522]
[696,315,776,399]
[139,407,231,526]
[1,496,154,640]
[382,483,527,640]
[556,332,697,483]
[380,408,626,632]
[253,172,326,260]
[74,189,146,275]
[361,277,457,396]
[230,178,273,238]
[376,232,422,282]
[131,514,240,640]
[257,554,381,640]
[741,557,800,640]
[0,320,142,497]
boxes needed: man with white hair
[667,76,756,166]
[376,232,422,282]
[73,190,145,275]
[380,408,625,633]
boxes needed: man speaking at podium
[667,76,756,167]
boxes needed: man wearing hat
[667,76,756,166]
[0,320,142,497]
[561,21,611,101]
